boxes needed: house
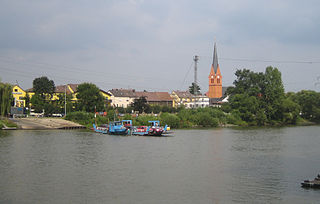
[12,84,111,107]
[136,91,173,107]
[108,89,137,108]
[171,91,209,108]
[12,85,29,107]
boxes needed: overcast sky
[1,0,320,93]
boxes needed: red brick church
[208,42,223,100]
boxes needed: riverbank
[0,117,17,130]
[6,118,84,130]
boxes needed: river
[0,126,320,203]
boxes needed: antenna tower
[193,55,199,95]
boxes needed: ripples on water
[0,127,320,203]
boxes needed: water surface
[1,126,320,203]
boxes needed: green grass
[0,118,18,129]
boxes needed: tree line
[5,66,320,128]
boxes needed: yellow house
[12,85,27,107]
[13,84,111,107]
[12,85,33,107]
[170,91,195,108]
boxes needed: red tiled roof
[109,89,137,97]
[55,85,73,94]
[173,90,194,98]
[68,84,79,93]
[136,92,172,102]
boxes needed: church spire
[212,42,219,74]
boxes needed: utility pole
[193,55,199,108]
[64,85,67,117]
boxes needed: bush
[160,113,180,128]
[65,111,108,128]
[196,112,219,127]
[134,115,158,126]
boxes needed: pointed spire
[212,41,219,74]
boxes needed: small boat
[132,126,149,136]
[108,121,128,135]
[132,121,165,136]
[93,123,108,134]
[301,174,320,188]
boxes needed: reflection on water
[1,127,320,203]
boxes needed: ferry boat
[301,174,320,188]
[93,123,108,134]
[108,121,128,135]
[132,121,166,136]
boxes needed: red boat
[132,125,164,136]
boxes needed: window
[217,79,220,84]
[211,79,214,83]
[14,89,18,92]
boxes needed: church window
[211,79,214,83]
[217,79,220,84]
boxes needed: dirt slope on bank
[11,118,84,130]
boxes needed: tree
[228,66,288,125]
[132,96,149,113]
[189,82,201,95]
[30,93,45,113]
[56,93,73,113]
[23,93,31,114]
[76,83,105,112]
[0,82,13,116]
[289,90,320,121]
[33,76,55,99]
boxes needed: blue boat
[93,123,108,134]
[108,121,128,135]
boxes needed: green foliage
[132,96,149,113]
[31,76,58,115]
[227,66,299,126]
[288,90,320,122]
[76,83,105,112]
[152,105,161,114]
[160,113,180,128]
[134,115,158,126]
[0,118,17,128]
[189,82,201,95]
[65,111,108,128]
[55,93,74,114]
[0,82,13,116]
[33,76,55,99]
[125,106,133,114]
[30,93,45,113]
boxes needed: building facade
[136,91,173,107]
[171,91,209,108]
[108,89,137,108]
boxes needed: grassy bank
[0,118,18,129]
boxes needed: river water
[0,126,320,203]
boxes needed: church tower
[208,42,222,98]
